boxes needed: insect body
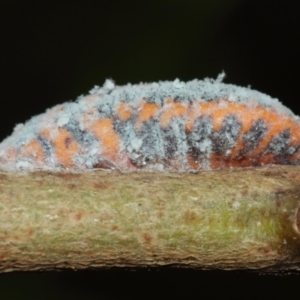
[1,76,300,172]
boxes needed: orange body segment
[137,102,160,124]
[20,140,45,163]
[89,118,121,159]
[117,102,132,121]
[160,99,188,128]
[185,101,202,132]
[52,128,80,167]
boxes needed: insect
[1,74,300,172]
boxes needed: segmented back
[1,76,300,172]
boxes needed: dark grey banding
[187,115,213,159]
[212,114,242,155]
[290,144,300,155]
[161,127,178,159]
[97,102,114,118]
[37,135,53,159]
[113,118,131,138]
[287,144,300,164]
[113,118,137,162]
[161,118,187,160]
[63,119,99,147]
[135,120,163,164]
[172,95,186,102]
[114,117,163,167]
[144,92,165,105]
[241,119,268,154]
[267,129,291,157]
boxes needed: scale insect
[1,75,300,172]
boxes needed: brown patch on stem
[75,212,83,221]
[240,189,249,196]
[50,172,81,180]
[67,184,76,189]
[93,181,110,189]
[183,210,197,222]
[26,229,35,238]
[141,232,153,245]
[0,174,8,181]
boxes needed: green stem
[1,166,300,273]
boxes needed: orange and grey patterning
[1,75,300,172]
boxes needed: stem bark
[1,166,300,273]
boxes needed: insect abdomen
[1,78,300,171]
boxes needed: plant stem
[1,166,300,273]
